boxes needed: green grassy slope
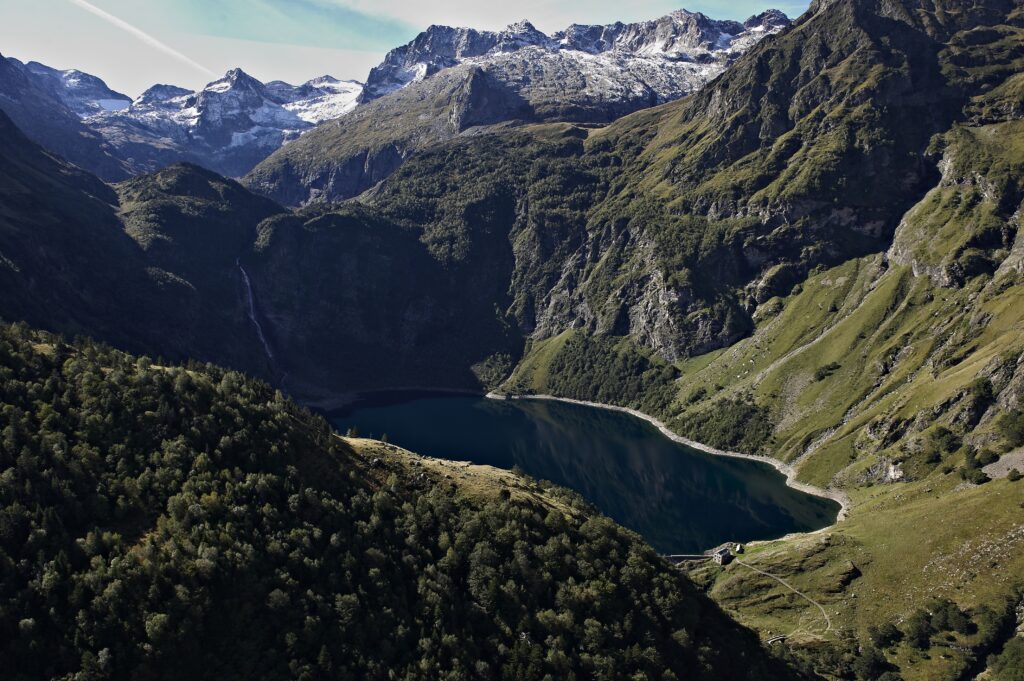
[657,118,1024,681]
[643,113,1024,483]
[704,475,1024,680]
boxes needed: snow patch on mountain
[272,76,363,124]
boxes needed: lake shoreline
[488,392,850,523]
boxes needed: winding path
[734,558,832,637]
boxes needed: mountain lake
[331,392,840,554]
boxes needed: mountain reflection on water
[331,393,839,554]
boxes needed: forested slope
[0,322,792,681]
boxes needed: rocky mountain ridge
[0,7,787,186]
[362,10,790,100]
[88,68,363,177]
[0,53,363,178]
[0,52,130,180]
[243,9,791,205]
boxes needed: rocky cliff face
[244,66,533,206]
[508,0,971,360]
[339,0,1024,375]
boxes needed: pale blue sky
[0,0,811,97]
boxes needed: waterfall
[237,258,274,362]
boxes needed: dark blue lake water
[330,393,839,554]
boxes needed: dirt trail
[734,558,832,638]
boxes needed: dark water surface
[330,393,839,554]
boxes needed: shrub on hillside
[904,611,933,650]
[814,362,842,381]
[902,599,975,652]
[929,599,973,635]
[961,465,992,485]
[868,622,903,649]
[931,427,961,455]
[987,637,1024,681]
[998,409,1024,448]
[686,386,708,405]
[961,449,993,484]
[852,646,895,681]
[976,449,1000,467]
[967,377,995,404]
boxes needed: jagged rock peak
[307,75,341,86]
[134,83,191,107]
[745,9,792,29]
[504,19,541,34]
[497,19,553,50]
[205,68,265,93]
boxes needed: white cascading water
[237,258,274,362]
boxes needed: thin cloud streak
[65,0,216,77]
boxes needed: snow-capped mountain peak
[505,19,537,33]
[0,6,788,184]
[205,68,265,94]
[20,60,131,117]
[76,68,364,177]
[363,8,791,102]
[274,76,363,124]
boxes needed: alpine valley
[2,1,1024,680]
